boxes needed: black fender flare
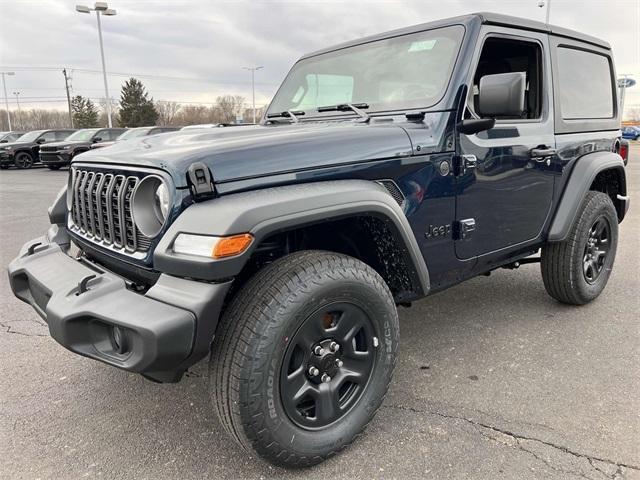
[548,151,627,242]
[154,180,430,296]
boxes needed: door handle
[530,147,557,159]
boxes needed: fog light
[111,325,128,354]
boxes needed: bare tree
[0,109,70,130]
[624,106,640,122]
[215,95,246,123]
[155,101,182,126]
[175,105,213,126]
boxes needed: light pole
[1,71,14,131]
[538,0,552,23]
[242,66,263,123]
[12,92,21,130]
[76,2,116,127]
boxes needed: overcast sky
[0,0,638,116]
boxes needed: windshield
[267,25,464,118]
[16,130,45,142]
[116,128,151,140]
[66,129,99,141]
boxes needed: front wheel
[14,152,34,169]
[541,191,618,305]
[210,250,399,467]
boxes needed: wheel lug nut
[313,346,325,356]
[336,359,343,368]
[321,373,331,383]
[308,366,320,377]
[329,341,340,352]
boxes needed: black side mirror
[478,72,526,118]
[93,137,102,143]
[0,139,7,143]
[36,138,46,144]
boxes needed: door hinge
[453,218,476,240]
[452,154,477,176]
[187,162,215,200]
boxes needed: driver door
[455,28,556,260]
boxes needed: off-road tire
[14,152,34,169]
[210,250,399,468]
[541,191,618,305]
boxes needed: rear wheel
[210,250,399,467]
[14,152,34,169]
[541,191,618,305]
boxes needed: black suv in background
[40,128,126,170]
[0,129,75,169]
[0,131,24,143]
[89,126,179,150]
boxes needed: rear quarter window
[556,47,614,119]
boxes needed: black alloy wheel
[280,302,377,430]
[583,216,611,284]
[14,152,34,169]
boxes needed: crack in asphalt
[0,321,48,337]
[384,403,639,479]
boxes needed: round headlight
[154,182,170,223]
[132,176,171,238]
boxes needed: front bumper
[0,151,15,165]
[8,232,232,382]
[40,152,71,166]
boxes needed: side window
[39,131,57,142]
[556,47,613,119]
[471,37,543,120]
[94,130,107,141]
[54,131,70,141]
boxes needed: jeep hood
[75,122,431,187]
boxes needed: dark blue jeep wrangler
[8,12,629,467]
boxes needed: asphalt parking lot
[1,148,638,480]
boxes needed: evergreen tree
[118,78,158,127]
[71,95,99,128]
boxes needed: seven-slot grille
[69,168,152,254]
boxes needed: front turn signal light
[212,233,253,259]
[173,233,253,259]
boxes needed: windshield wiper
[265,110,304,123]
[316,103,370,122]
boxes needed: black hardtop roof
[301,12,609,59]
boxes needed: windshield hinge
[405,111,426,122]
[187,162,215,200]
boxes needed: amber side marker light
[212,233,254,259]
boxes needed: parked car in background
[0,131,24,143]
[39,127,126,170]
[621,126,640,140]
[90,126,179,149]
[0,129,75,169]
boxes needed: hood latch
[187,162,215,200]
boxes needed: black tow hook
[76,274,97,295]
